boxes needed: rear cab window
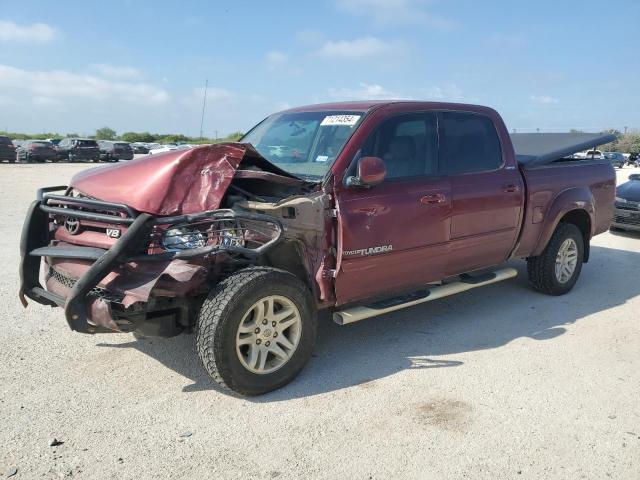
[0,136,11,145]
[439,111,503,174]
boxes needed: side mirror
[346,156,386,188]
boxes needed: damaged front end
[20,143,336,335]
[19,190,284,335]
[19,143,326,336]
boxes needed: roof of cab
[280,100,501,116]
[282,100,401,113]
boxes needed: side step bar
[333,267,518,325]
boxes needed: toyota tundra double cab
[20,101,616,395]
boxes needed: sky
[0,0,638,137]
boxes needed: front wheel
[196,267,317,395]
[527,223,584,295]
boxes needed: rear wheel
[527,223,584,295]
[196,267,317,395]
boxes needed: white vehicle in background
[574,149,603,160]
[148,144,178,155]
[148,143,196,155]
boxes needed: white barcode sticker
[320,114,361,126]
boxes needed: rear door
[439,111,523,275]
[335,112,452,304]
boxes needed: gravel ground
[1,162,639,479]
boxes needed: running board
[333,267,518,325]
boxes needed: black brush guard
[19,186,284,333]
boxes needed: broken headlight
[161,227,206,251]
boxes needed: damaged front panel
[21,143,340,334]
[232,191,336,303]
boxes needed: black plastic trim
[30,246,107,260]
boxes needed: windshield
[241,111,364,180]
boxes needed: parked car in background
[149,143,194,155]
[130,142,149,154]
[148,144,177,155]
[612,174,640,232]
[574,149,603,160]
[0,136,16,163]
[98,141,134,162]
[55,138,100,162]
[603,152,626,168]
[16,140,57,163]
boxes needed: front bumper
[19,187,284,334]
[612,206,640,232]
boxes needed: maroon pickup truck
[19,101,615,395]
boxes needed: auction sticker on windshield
[320,115,361,126]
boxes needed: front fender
[531,186,595,257]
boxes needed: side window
[363,113,438,179]
[440,112,502,174]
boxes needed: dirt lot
[1,162,639,479]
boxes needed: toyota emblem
[64,217,80,235]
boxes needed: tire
[527,223,584,295]
[196,267,317,396]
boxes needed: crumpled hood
[70,143,300,216]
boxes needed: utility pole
[214,130,218,140]
[199,79,208,140]
[624,126,628,134]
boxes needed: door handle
[502,184,520,193]
[420,193,446,205]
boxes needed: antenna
[199,79,208,139]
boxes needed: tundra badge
[343,245,393,257]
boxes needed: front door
[334,112,452,305]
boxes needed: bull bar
[19,186,284,334]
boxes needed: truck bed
[513,159,616,258]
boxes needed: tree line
[596,130,640,155]
[1,126,244,145]
[3,126,639,154]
